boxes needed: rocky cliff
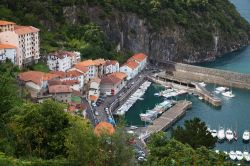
[62,1,250,63]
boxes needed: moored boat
[225,129,234,141]
[222,91,235,98]
[229,151,236,160]
[217,127,225,141]
[243,130,250,142]
[211,129,218,138]
[236,151,244,160]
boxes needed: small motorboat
[216,87,228,93]
[236,151,244,160]
[198,82,206,87]
[211,129,218,138]
[198,96,203,100]
[243,151,250,161]
[217,127,225,141]
[222,91,235,98]
[243,130,250,142]
[229,151,236,160]
[234,131,238,140]
[225,129,234,141]
[130,125,138,130]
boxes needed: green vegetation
[172,118,217,149]
[29,62,50,73]
[1,0,249,62]
[144,132,234,166]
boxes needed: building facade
[0,44,16,63]
[104,60,119,74]
[48,85,72,103]
[47,51,81,72]
[120,61,139,80]
[0,20,40,67]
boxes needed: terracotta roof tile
[105,60,118,66]
[110,72,127,80]
[93,59,106,65]
[89,95,98,102]
[129,53,147,62]
[14,25,39,35]
[19,71,58,84]
[48,51,77,59]
[49,85,72,93]
[76,60,96,67]
[0,20,15,26]
[62,80,79,85]
[101,75,121,85]
[0,44,16,49]
[122,61,139,70]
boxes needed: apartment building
[0,43,16,63]
[0,20,40,67]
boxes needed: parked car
[138,151,145,157]
[92,102,97,107]
[137,156,145,161]
[94,111,99,116]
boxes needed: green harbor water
[125,0,250,152]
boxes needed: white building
[0,43,16,64]
[47,51,81,72]
[104,60,119,74]
[128,53,147,72]
[100,72,127,96]
[0,20,40,68]
[88,77,101,102]
[120,60,139,80]
[50,70,85,92]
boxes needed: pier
[148,75,222,107]
[135,100,192,140]
[152,61,250,90]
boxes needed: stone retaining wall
[157,61,250,90]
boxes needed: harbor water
[125,0,250,153]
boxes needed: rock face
[64,6,250,64]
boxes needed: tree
[172,118,216,149]
[144,132,233,166]
[1,100,70,159]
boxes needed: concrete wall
[157,61,250,90]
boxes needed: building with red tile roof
[49,85,72,103]
[0,20,40,67]
[100,72,127,96]
[104,60,119,74]
[47,51,81,72]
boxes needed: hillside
[1,0,250,63]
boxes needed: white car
[94,111,99,116]
[92,103,97,107]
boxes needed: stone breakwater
[155,61,250,90]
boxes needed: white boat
[234,131,238,140]
[225,129,234,141]
[214,90,220,94]
[198,82,206,87]
[222,91,235,98]
[236,151,244,160]
[130,126,138,130]
[229,151,237,160]
[211,129,218,138]
[198,96,203,100]
[215,87,228,93]
[217,127,225,140]
[243,130,250,141]
[243,151,250,162]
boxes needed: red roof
[105,60,118,66]
[0,20,15,26]
[0,44,16,49]
[19,71,58,84]
[14,25,39,35]
[49,85,72,93]
[50,70,83,78]
[49,51,77,59]
[101,75,121,85]
[122,61,139,70]
[129,53,147,62]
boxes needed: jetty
[151,60,250,90]
[136,100,192,140]
[148,75,222,107]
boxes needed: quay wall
[156,61,250,90]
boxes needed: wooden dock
[138,100,192,140]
